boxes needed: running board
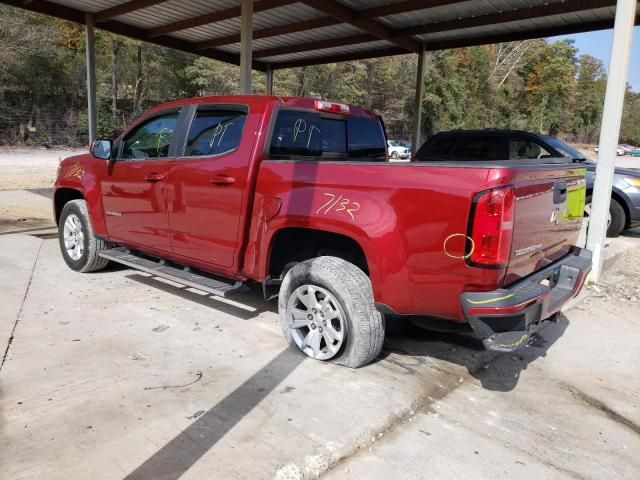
[99,247,248,298]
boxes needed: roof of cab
[143,95,378,119]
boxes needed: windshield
[545,138,586,161]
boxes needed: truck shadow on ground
[380,314,569,392]
[125,273,278,320]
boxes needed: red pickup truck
[53,95,591,368]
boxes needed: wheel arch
[54,188,84,225]
[585,187,630,227]
[267,227,370,280]
[611,190,631,227]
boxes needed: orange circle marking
[443,233,475,260]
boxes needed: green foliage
[621,91,640,145]
[0,4,638,147]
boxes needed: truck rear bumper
[461,247,592,352]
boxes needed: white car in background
[594,144,626,156]
[387,140,411,161]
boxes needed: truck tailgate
[504,165,586,284]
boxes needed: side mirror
[91,139,112,160]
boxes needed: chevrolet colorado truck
[54,95,591,368]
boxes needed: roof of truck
[143,95,380,119]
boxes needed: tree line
[0,5,638,148]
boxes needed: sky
[551,26,640,92]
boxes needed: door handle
[553,181,567,204]
[144,173,164,183]
[210,175,236,186]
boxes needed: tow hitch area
[461,248,592,352]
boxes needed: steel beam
[300,0,421,53]
[85,13,97,144]
[412,44,426,153]
[265,66,273,95]
[239,0,253,94]
[586,0,636,282]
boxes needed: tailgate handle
[553,182,567,204]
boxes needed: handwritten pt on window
[209,122,232,148]
[293,118,322,149]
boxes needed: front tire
[58,199,110,272]
[391,151,398,159]
[278,256,384,368]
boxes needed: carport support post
[85,13,97,144]
[239,0,253,94]
[412,44,426,153]
[586,0,636,283]
[265,65,273,95]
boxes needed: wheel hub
[63,213,85,261]
[286,284,345,361]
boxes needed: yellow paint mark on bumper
[466,293,515,305]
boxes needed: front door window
[119,112,179,160]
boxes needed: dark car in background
[415,129,640,237]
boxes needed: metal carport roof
[1,0,639,71]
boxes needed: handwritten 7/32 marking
[316,193,360,221]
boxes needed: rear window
[509,139,552,160]
[417,135,503,161]
[269,109,386,161]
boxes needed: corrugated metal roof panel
[169,3,327,43]
[212,24,365,53]
[45,0,123,13]
[341,0,405,9]
[115,0,240,30]
[379,0,562,28]
[417,7,618,43]
[258,39,394,63]
[8,0,631,68]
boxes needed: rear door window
[269,109,385,161]
[347,116,386,159]
[184,108,247,157]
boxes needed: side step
[99,247,248,298]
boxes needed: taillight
[468,187,515,268]
[314,100,349,115]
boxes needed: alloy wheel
[63,213,85,260]
[286,284,345,360]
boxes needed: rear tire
[58,199,110,272]
[278,256,384,368]
[607,198,626,237]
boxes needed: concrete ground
[1,184,639,480]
